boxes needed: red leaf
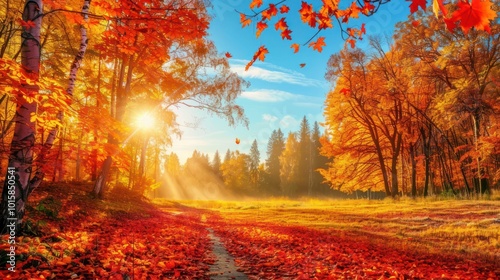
[262,4,278,20]
[280,5,290,14]
[299,63,306,68]
[309,37,326,52]
[449,0,496,33]
[412,20,421,27]
[346,38,356,49]
[275,18,288,31]
[408,0,426,13]
[225,52,232,58]
[281,29,292,40]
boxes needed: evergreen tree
[211,150,222,178]
[280,132,300,196]
[265,129,285,195]
[311,122,329,196]
[297,116,312,196]
[223,149,231,165]
[249,140,260,188]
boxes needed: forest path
[168,209,248,279]
[206,228,248,279]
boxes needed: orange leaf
[262,4,278,20]
[275,18,288,31]
[412,20,421,27]
[432,0,448,18]
[250,0,263,9]
[235,138,240,144]
[291,43,300,53]
[299,2,316,27]
[449,0,496,33]
[346,38,356,49]
[309,37,326,52]
[240,14,252,28]
[245,46,269,70]
[281,29,292,40]
[256,21,268,38]
[280,5,290,14]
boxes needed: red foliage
[206,214,500,279]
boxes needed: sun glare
[136,112,156,130]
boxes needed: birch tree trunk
[0,0,42,234]
[28,0,91,195]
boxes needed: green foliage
[35,197,61,220]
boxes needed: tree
[240,0,497,68]
[220,151,250,194]
[211,150,222,179]
[265,129,284,195]
[297,116,311,196]
[311,121,329,196]
[0,0,42,234]
[249,139,260,188]
[280,132,299,196]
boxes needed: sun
[136,112,156,130]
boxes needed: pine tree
[265,129,285,195]
[311,122,329,196]
[297,116,312,196]
[249,140,260,188]
[211,150,222,178]
[280,132,300,196]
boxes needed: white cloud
[279,115,299,129]
[241,89,298,102]
[231,60,326,88]
[262,114,278,122]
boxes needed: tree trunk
[27,0,90,194]
[409,143,417,198]
[0,0,42,234]
[92,156,112,198]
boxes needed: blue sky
[170,0,410,163]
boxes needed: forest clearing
[1,183,499,279]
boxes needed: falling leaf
[240,14,252,28]
[225,52,232,58]
[280,5,290,14]
[256,21,268,38]
[281,29,292,40]
[275,18,288,31]
[291,43,300,53]
[245,46,269,70]
[309,37,326,52]
[299,63,306,68]
[235,138,241,144]
[262,4,278,20]
[250,0,263,9]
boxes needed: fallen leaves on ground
[206,214,499,280]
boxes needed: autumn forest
[1,0,500,279]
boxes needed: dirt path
[207,228,248,279]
